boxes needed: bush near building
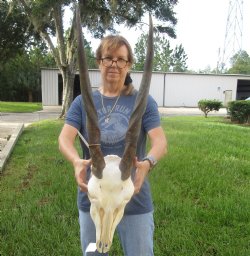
[198,99,223,118]
[228,100,250,124]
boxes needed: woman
[58,35,167,255]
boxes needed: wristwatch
[142,155,157,169]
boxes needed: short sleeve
[65,95,84,131]
[142,95,160,132]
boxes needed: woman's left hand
[133,158,151,194]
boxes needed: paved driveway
[0,106,228,125]
[0,107,61,125]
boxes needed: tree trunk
[18,1,78,118]
[59,66,75,118]
[28,90,33,102]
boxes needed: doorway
[236,79,250,100]
[58,74,81,105]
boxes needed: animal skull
[88,155,134,253]
[76,3,153,253]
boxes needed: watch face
[149,155,156,165]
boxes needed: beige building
[41,68,250,107]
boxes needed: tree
[11,0,178,117]
[198,99,223,118]
[171,44,188,72]
[0,1,32,67]
[133,33,147,71]
[81,38,97,69]
[227,50,250,74]
[0,47,56,102]
[156,37,172,71]
[198,65,212,74]
[134,32,188,72]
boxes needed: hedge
[228,100,250,124]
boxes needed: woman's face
[99,45,131,86]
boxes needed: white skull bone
[88,155,134,253]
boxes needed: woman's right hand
[73,159,91,192]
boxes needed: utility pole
[217,0,243,73]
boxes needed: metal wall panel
[164,73,238,107]
[130,72,164,106]
[41,69,59,105]
[89,70,102,89]
[41,68,250,107]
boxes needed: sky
[172,0,250,71]
[81,0,250,71]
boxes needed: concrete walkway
[0,106,61,171]
[0,123,23,172]
[0,106,62,125]
[0,106,228,125]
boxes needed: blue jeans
[79,210,154,256]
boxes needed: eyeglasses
[101,57,129,69]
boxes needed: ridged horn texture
[75,4,105,178]
[119,15,154,181]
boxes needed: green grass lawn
[0,117,249,255]
[0,101,42,112]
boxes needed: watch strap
[142,155,157,169]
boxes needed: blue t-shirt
[65,90,160,215]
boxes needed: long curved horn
[75,4,105,178]
[119,14,154,180]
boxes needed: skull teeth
[97,240,111,253]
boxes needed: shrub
[227,100,250,124]
[198,99,223,118]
